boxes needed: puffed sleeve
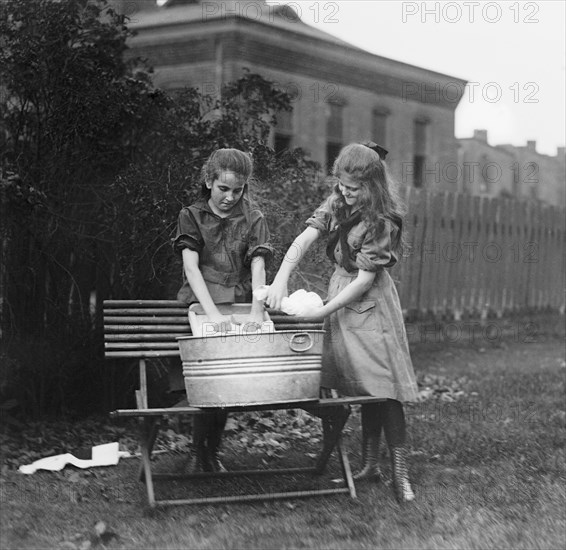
[305,198,332,236]
[355,219,399,271]
[245,209,274,265]
[171,208,204,254]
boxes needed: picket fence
[390,188,565,318]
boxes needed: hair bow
[362,141,388,160]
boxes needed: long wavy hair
[200,148,253,200]
[329,143,406,252]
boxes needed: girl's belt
[333,265,389,283]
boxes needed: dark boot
[207,411,228,473]
[390,446,415,503]
[353,403,382,482]
[185,415,212,473]
[353,432,382,482]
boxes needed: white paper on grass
[18,442,131,474]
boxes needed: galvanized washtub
[177,329,325,407]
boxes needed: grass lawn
[1,332,565,550]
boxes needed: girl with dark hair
[172,148,273,473]
[266,143,418,503]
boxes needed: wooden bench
[103,300,325,408]
[104,299,383,507]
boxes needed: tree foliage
[0,0,328,418]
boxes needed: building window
[413,118,428,188]
[326,103,343,172]
[273,109,293,155]
[372,108,389,146]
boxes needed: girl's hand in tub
[265,280,288,310]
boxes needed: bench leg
[138,417,160,482]
[336,438,356,498]
[139,417,158,507]
[315,406,350,474]
[139,358,148,409]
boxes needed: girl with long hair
[266,142,418,502]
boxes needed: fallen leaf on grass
[186,514,200,527]
[90,521,118,546]
[68,472,81,483]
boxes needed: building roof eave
[129,7,467,88]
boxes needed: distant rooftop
[129,0,367,51]
[126,0,465,84]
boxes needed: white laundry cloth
[18,442,131,474]
[253,286,324,316]
[200,319,275,337]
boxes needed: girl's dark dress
[169,197,272,391]
[306,198,418,402]
[173,198,272,304]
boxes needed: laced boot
[185,416,212,473]
[353,433,382,482]
[390,446,415,503]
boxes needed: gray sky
[268,0,565,156]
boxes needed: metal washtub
[177,330,325,407]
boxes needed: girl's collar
[345,205,362,218]
[196,197,247,218]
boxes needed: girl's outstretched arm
[250,255,266,289]
[302,269,376,319]
[249,256,267,323]
[265,226,320,309]
[182,248,232,331]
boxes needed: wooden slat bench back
[103,300,324,408]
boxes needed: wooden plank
[404,187,424,313]
[103,308,189,316]
[105,342,180,350]
[105,316,191,324]
[435,192,453,316]
[494,198,509,315]
[103,300,186,307]
[480,197,498,317]
[105,350,182,358]
[110,396,387,416]
[497,199,509,314]
[460,195,479,314]
[530,202,543,308]
[397,186,415,313]
[421,191,443,314]
[544,207,553,308]
[104,325,191,333]
[483,197,498,315]
[518,201,530,309]
[104,333,191,341]
[135,390,144,409]
[139,359,148,409]
[413,189,428,314]
[559,207,566,312]
[389,185,407,309]
[553,207,566,311]
[448,193,466,318]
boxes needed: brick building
[458,130,566,206]
[111,0,466,189]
